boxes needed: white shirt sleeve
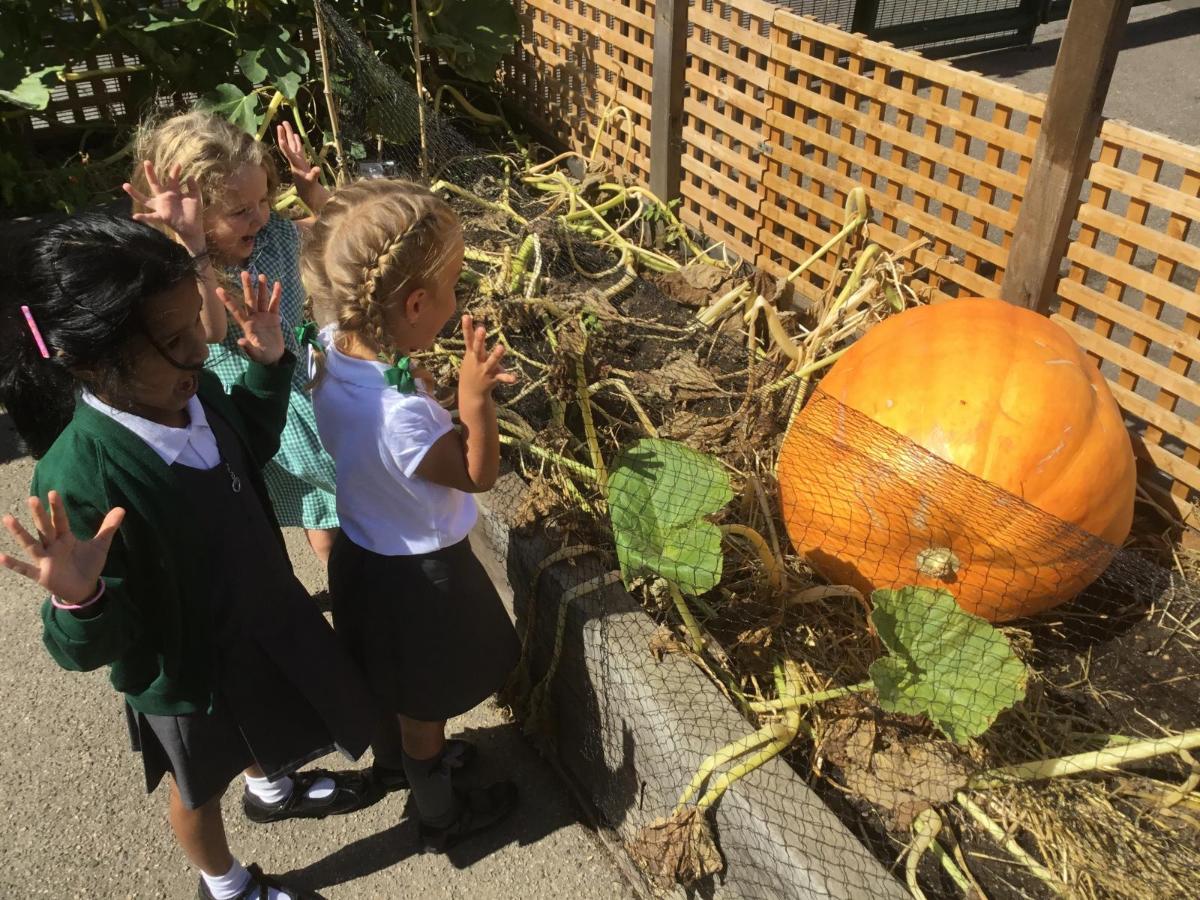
[383,391,456,478]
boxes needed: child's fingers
[240,270,257,308]
[185,175,201,201]
[0,552,40,583]
[27,496,52,545]
[91,508,125,551]
[3,514,44,559]
[167,163,183,189]
[130,212,165,228]
[47,490,71,540]
[121,183,151,206]
[460,315,475,352]
[494,371,520,385]
[216,286,248,328]
[143,160,162,194]
[266,280,283,316]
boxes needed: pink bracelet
[50,580,106,611]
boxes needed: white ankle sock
[244,772,336,805]
[201,860,296,900]
[201,860,251,900]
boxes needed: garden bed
[417,158,1200,900]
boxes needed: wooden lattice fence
[501,0,1200,521]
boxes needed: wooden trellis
[501,0,1200,520]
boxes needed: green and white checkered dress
[206,212,339,530]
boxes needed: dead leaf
[649,625,684,661]
[651,263,732,308]
[632,353,723,401]
[659,410,733,451]
[627,807,724,888]
[822,715,969,831]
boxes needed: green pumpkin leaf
[204,82,261,135]
[869,586,1027,745]
[608,439,732,596]
[0,65,63,110]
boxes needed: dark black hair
[0,212,196,457]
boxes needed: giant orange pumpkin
[777,297,1136,622]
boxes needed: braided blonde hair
[300,178,461,381]
[130,109,280,219]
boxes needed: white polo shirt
[309,327,477,556]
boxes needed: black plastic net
[315,6,1200,897]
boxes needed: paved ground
[954,0,1200,146]
[0,415,636,899]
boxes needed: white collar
[81,391,215,466]
[318,325,397,389]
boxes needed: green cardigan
[34,355,296,716]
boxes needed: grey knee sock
[402,750,456,827]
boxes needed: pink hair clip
[20,305,50,359]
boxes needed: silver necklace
[223,460,242,493]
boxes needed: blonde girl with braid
[123,109,340,566]
[302,179,521,852]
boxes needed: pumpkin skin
[777,297,1136,622]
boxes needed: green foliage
[869,587,1028,745]
[0,1,518,126]
[421,0,521,83]
[608,439,733,597]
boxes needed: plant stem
[721,524,784,591]
[675,720,794,811]
[314,2,346,185]
[433,180,529,226]
[255,91,285,142]
[969,728,1200,789]
[747,679,873,713]
[955,793,1066,895]
[498,435,599,482]
[587,379,659,437]
[574,334,608,493]
[668,582,706,657]
[408,0,430,180]
[694,726,797,811]
[59,65,145,81]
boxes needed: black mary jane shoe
[197,862,321,899]
[419,780,518,853]
[242,768,381,824]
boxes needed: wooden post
[649,0,688,203]
[1000,0,1132,312]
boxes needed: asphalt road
[0,413,635,899]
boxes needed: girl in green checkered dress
[126,110,340,563]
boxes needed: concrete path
[0,414,635,899]
[954,0,1200,146]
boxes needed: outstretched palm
[122,161,206,255]
[0,492,124,606]
[276,121,321,190]
[218,271,284,365]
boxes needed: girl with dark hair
[0,212,379,900]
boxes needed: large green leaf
[204,82,262,135]
[423,0,520,83]
[608,439,733,596]
[869,587,1027,745]
[0,66,63,110]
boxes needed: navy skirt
[330,534,520,722]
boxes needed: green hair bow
[294,320,321,351]
[383,355,417,394]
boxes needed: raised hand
[276,120,320,189]
[122,161,206,257]
[218,272,284,365]
[0,492,124,606]
[458,314,517,403]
